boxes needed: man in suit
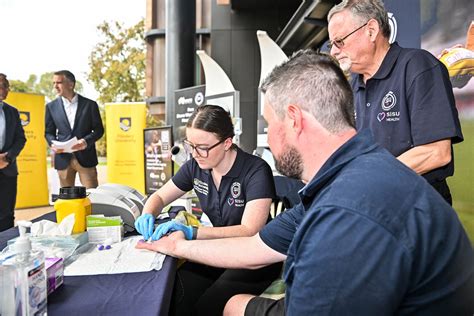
[45,70,104,188]
[0,73,27,232]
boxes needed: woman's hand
[150,220,194,241]
[134,213,156,240]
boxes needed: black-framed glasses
[327,22,368,50]
[183,139,226,158]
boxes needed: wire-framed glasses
[327,22,368,50]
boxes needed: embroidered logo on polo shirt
[229,182,244,207]
[381,91,396,111]
[193,178,209,195]
[231,182,241,198]
[378,91,400,122]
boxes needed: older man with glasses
[327,0,463,205]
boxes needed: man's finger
[135,240,154,250]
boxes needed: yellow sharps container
[54,186,91,234]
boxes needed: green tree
[88,19,146,104]
[35,73,56,101]
[88,19,157,156]
[9,72,83,102]
[9,79,30,93]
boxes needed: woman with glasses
[135,104,281,316]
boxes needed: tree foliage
[9,73,83,102]
[87,18,149,157]
[88,19,146,104]
[9,79,30,93]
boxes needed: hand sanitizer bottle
[14,221,47,315]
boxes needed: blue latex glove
[150,220,193,241]
[135,213,156,240]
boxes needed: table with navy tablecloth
[0,212,177,316]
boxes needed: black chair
[272,176,305,218]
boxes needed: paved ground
[14,165,108,223]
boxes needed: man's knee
[223,294,255,316]
[77,168,98,188]
[58,167,76,187]
[79,172,98,188]
[237,296,285,316]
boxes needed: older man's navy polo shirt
[260,129,473,315]
[172,147,276,227]
[351,42,463,183]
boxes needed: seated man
[137,50,474,315]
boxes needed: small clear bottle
[13,221,48,315]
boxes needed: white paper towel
[64,236,165,276]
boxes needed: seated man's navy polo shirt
[259,129,473,315]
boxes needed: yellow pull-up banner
[5,92,49,208]
[105,102,146,195]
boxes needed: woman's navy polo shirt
[172,147,276,227]
[351,42,463,183]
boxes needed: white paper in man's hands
[52,137,79,153]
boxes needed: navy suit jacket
[0,102,27,177]
[45,94,104,170]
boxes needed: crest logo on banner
[120,117,131,131]
[19,111,30,126]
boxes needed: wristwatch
[192,226,198,240]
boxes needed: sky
[0,0,145,100]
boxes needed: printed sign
[144,126,173,194]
